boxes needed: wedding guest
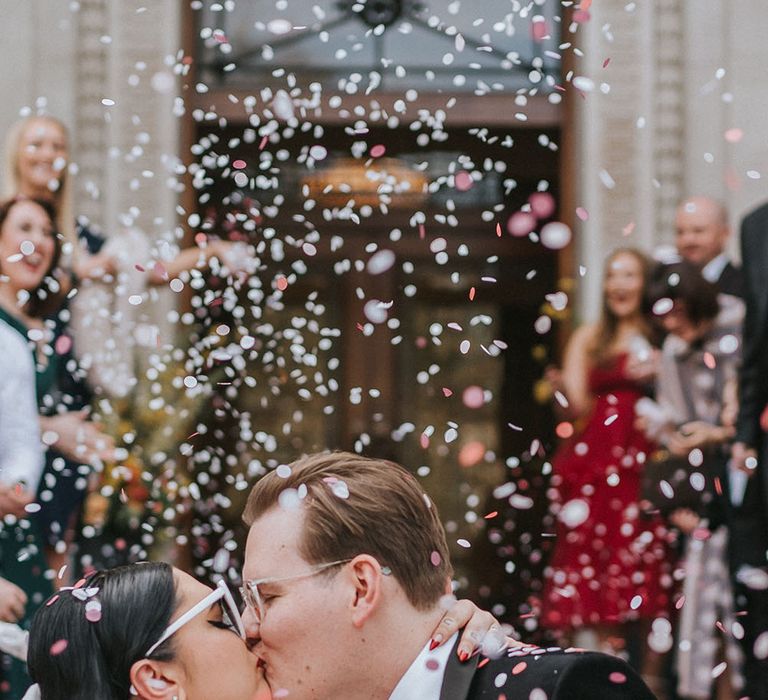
[2,114,252,287]
[640,262,744,699]
[730,201,768,699]
[0,318,43,509]
[674,196,744,298]
[540,248,673,691]
[0,196,92,698]
[0,313,42,643]
[2,115,254,575]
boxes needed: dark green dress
[0,308,55,700]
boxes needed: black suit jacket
[733,202,768,563]
[439,642,655,700]
[716,260,746,299]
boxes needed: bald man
[674,196,745,298]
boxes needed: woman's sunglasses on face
[145,579,245,657]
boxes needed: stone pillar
[574,0,686,321]
[73,0,181,241]
[0,1,77,165]
[683,0,768,236]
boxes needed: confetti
[369,144,386,158]
[50,639,68,656]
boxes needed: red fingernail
[458,650,469,662]
[429,639,440,651]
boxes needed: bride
[24,562,508,700]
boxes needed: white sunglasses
[145,579,245,657]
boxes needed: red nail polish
[429,639,440,651]
[458,650,469,663]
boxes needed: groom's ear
[346,554,385,628]
[130,658,182,700]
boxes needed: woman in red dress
[542,249,673,680]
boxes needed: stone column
[73,0,181,241]
[573,0,686,321]
[0,1,77,169]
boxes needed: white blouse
[0,320,43,492]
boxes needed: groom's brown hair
[243,451,453,610]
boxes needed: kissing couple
[26,452,655,699]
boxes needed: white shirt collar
[701,252,730,283]
[389,632,458,700]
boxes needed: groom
[240,452,654,699]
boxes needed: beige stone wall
[3,1,767,322]
[574,0,768,319]
[573,0,686,320]
[0,0,181,241]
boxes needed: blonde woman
[3,115,242,284]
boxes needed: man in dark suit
[441,642,654,699]
[730,201,768,700]
[239,452,654,700]
[675,195,745,298]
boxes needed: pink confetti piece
[55,334,73,355]
[512,661,528,675]
[420,432,430,449]
[276,276,288,291]
[442,387,453,397]
[573,9,591,23]
[609,672,627,684]
[484,511,498,519]
[430,551,442,566]
[469,287,476,301]
[576,207,589,221]
[85,607,102,623]
[425,658,440,671]
[507,211,536,237]
[454,170,473,191]
[134,263,145,272]
[529,192,556,219]
[531,18,549,42]
[259,135,268,150]
[459,441,486,467]
[233,159,246,169]
[603,57,611,68]
[724,128,743,143]
[419,223,426,240]
[50,639,68,656]
[370,144,386,158]
[462,385,485,409]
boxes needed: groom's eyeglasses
[240,559,353,623]
[145,579,245,657]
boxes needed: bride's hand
[429,598,523,661]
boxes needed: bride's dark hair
[28,562,177,700]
